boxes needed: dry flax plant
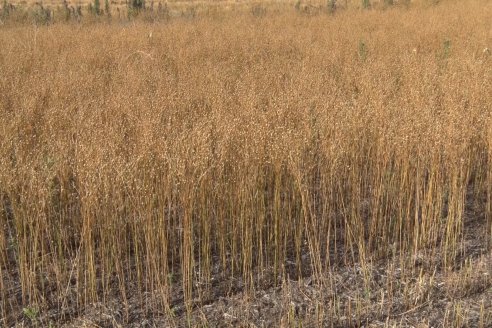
[0,0,492,326]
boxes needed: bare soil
[5,201,492,328]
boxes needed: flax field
[1,0,492,326]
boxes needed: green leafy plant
[1,0,11,19]
[62,0,71,21]
[32,4,52,25]
[93,0,101,15]
[23,307,39,325]
[327,0,336,13]
[358,39,368,61]
[157,2,169,19]
[251,4,266,17]
[105,0,110,16]
[295,0,301,12]
[443,39,451,58]
[128,0,145,17]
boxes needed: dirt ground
[5,203,492,328]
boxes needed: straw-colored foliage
[1,0,492,326]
